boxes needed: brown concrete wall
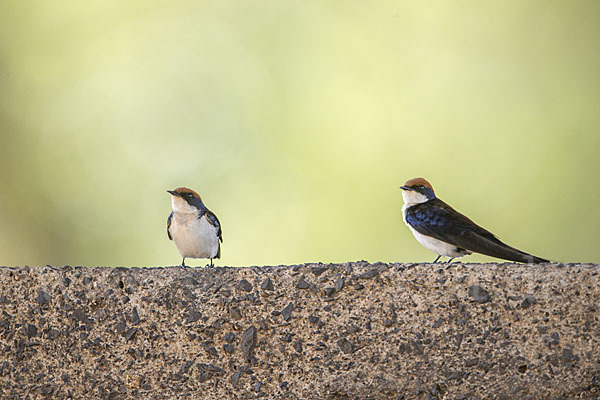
[0,262,598,399]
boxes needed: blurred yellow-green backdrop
[1,1,599,267]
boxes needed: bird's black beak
[400,186,412,191]
[167,190,180,197]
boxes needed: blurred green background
[1,1,599,267]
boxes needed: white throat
[401,190,430,206]
[171,196,198,213]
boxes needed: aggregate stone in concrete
[0,262,598,399]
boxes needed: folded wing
[405,199,548,263]
[200,209,223,259]
[167,212,173,240]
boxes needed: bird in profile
[167,187,222,267]
[400,178,548,263]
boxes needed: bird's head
[167,187,204,213]
[400,177,436,204]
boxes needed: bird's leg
[432,255,441,263]
[447,258,455,263]
[181,257,186,267]
[210,258,214,267]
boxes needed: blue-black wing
[405,198,496,243]
[202,209,222,259]
[405,198,548,263]
[203,210,223,242]
[167,212,173,240]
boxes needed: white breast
[401,203,470,258]
[170,212,220,259]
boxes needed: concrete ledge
[0,263,598,399]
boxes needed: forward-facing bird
[400,178,548,263]
[167,187,222,267]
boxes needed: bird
[167,187,222,267]
[399,177,548,264]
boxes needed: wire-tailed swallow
[400,177,548,263]
[167,187,223,267]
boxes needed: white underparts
[169,211,220,259]
[407,224,470,258]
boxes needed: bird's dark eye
[187,193,193,198]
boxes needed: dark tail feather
[462,232,548,263]
[506,252,548,264]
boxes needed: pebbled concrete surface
[0,262,598,399]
